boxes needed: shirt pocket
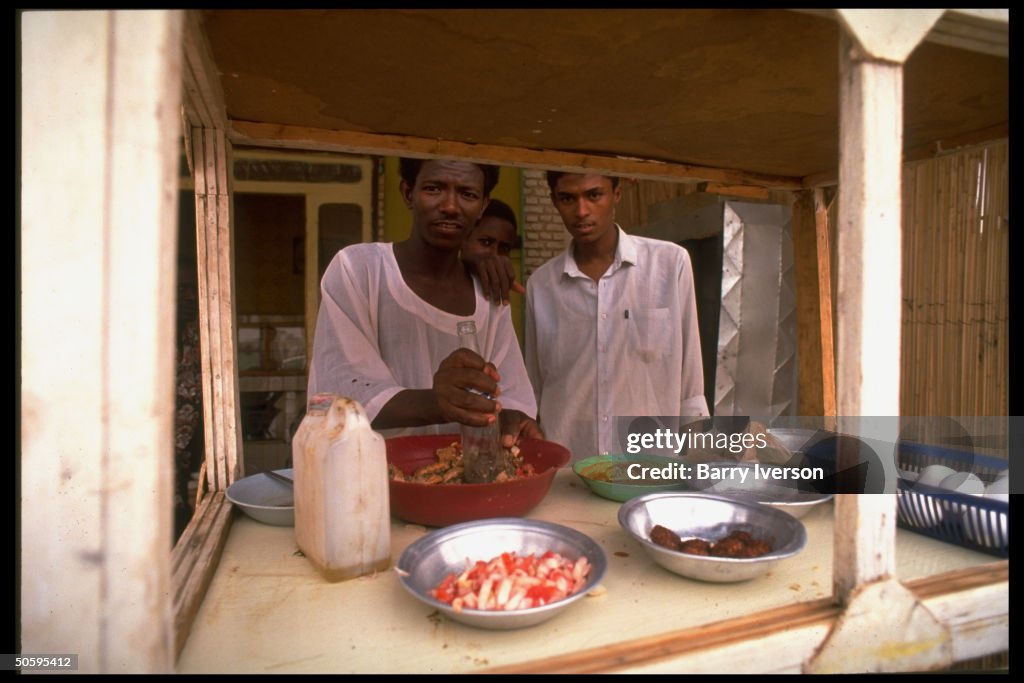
[628,307,672,363]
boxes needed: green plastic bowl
[573,454,691,502]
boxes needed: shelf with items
[237,313,307,450]
[237,314,306,374]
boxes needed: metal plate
[690,461,833,518]
[395,518,607,630]
[618,492,807,583]
[225,468,295,526]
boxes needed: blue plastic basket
[895,441,1009,558]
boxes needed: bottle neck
[457,321,480,353]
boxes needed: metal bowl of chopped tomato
[386,434,571,528]
[395,518,607,629]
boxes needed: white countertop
[176,469,999,674]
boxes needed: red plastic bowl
[386,434,571,527]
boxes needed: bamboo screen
[615,178,699,230]
[900,140,1008,418]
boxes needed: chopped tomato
[432,573,456,603]
[430,550,590,612]
[526,583,559,604]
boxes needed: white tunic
[525,228,710,461]
[308,242,537,439]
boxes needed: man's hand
[499,410,544,447]
[433,348,502,427]
[471,254,525,306]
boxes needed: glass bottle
[456,320,502,483]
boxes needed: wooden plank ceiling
[198,9,1007,184]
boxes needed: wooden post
[831,10,941,604]
[192,126,244,490]
[813,189,837,426]
[20,10,183,673]
[170,11,241,661]
[181,9,243,493]
[791,190,837,419]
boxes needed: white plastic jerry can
[292,393,391,581]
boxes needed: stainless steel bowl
[395,518,607,630]
[225,468,295,526]
[618,492,807,583]
[691,461,833,519]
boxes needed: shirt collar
[562,225,637,278]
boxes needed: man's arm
[466,254,525,306]
[676,248,710,418]
[308,249,405,420]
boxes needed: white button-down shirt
[525,227,709,461]
[308,242,537,439]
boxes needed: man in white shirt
[524,172,709,461]
[308,158,540,444]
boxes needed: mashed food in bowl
[389,441,536,485]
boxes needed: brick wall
[521,169,570,280]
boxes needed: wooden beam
[926,9,1008,59]
[171,493,234,659]
[192,126,243,491]
[902,123,1009,165]
[790,191,831,417]
[814,189,837,421]
[697,182,771,200]
[485,597,839,674]
[480,563,1007,674]
[181,10,227,129]
[229,120,804,192]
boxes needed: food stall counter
[176,470,998,674]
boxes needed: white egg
[897,469,919,483]
[915,464,957,488]
[938,471,985,495]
